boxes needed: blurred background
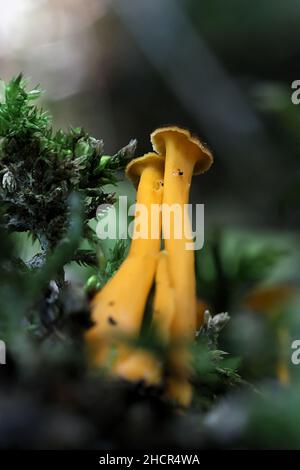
[3,0,300,310]
[2,0,300,230]
[2,0,300,449]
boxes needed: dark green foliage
[85,240,128,294]
[192,311,245,409]
[196,228,288,312]
[0,75,136,255]
[0,75,135,345]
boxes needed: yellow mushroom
[196,299,209,330]
[152,255,210,405]
[115,249,177,387]
[152,250,192,406]
[113,348,162,385]
[150,126,213,340]
[244,284,299,386]
[85,153,164,369]
[277,328,290,386]
[152,250,176,342]
[165,376,193,408]
[150,127,213,406]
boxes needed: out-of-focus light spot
[0,0,45,53]
[0,0,109,98]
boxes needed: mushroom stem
[163,140,198,337]
[152,250,176,342]
[114,249,176,386]
[151,128,213,340]
[165,376,193,408]
[244,284,298,385]
[277,328,290,386]
[113,347,162,385]
[152,251,200,406]
[196,299,209,330]
[86,153,164,368]
[150,127,213,406]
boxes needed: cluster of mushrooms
[86,126,213,407]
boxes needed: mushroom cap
[150,126,213,175]
[125,152,165,189]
